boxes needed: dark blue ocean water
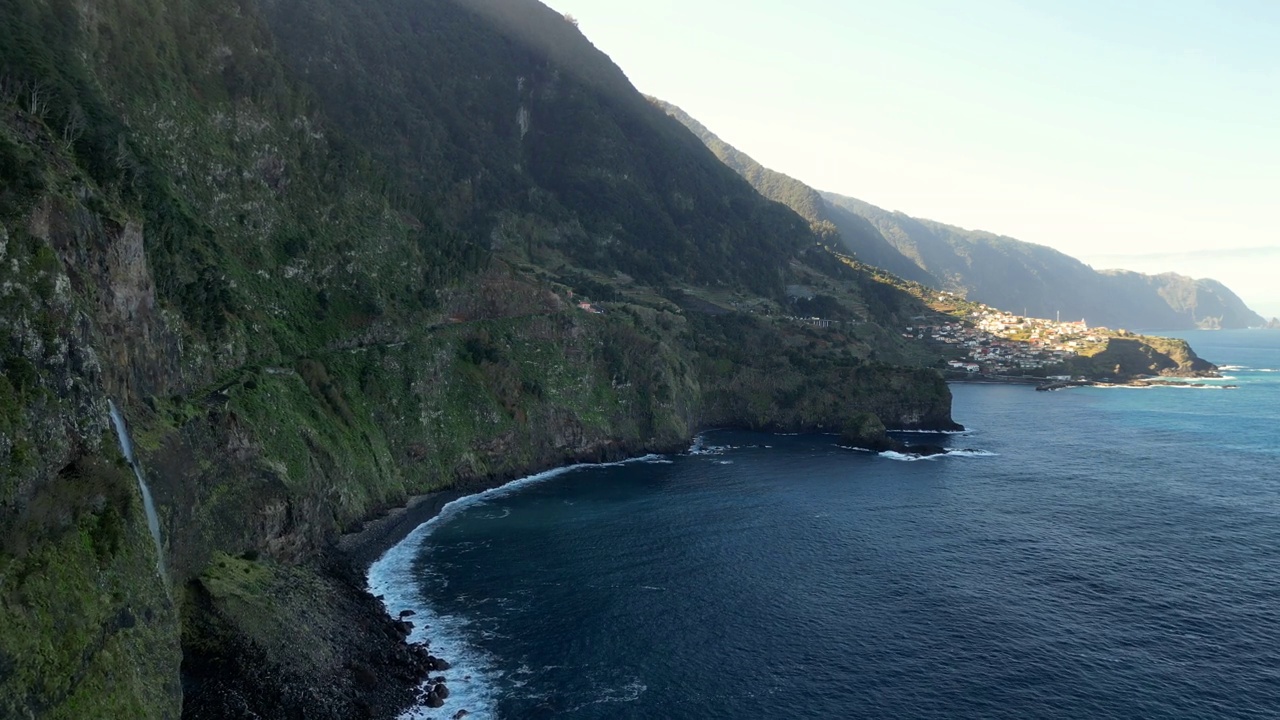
[370,330,1280,719]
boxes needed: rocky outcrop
[1064,336,1218,380]
[179,553,432,720]
[838,411,955,455]
[839,412,893,452]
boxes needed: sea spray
[107,400,165,577]
[859,448,999,461]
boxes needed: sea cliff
[0,0,957,713]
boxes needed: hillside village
[907,298,1112,377]
[565,273,1171,382]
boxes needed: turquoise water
[370,330,1280,719]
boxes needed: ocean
[368,329,1280,719]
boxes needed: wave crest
[367,454,665,718]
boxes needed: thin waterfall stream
[107,400,166,578]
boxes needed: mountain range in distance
[654,99,1267,331]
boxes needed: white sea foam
[687,434,737,456]
[368,454,663,719]
[878,450,940,462]
[892,428,972,436]
[1091,380,1238,391]
[877,448,998,461]
[946,449,1000,458]
[566,678,648,713]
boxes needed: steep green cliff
[0,0,956,717]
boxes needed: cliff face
[0,1,956,717]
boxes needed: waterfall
[107,400,166,577]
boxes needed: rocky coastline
[327,433,733,718]
[330,418,964,718]
[945,370,1231,393]
[1036,378,1237,392]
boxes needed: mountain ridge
[824,191,1267,330]
[652,99,1265,330]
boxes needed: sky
[545,0,1280,318]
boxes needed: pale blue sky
[546,0,1280,318]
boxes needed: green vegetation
[1064,334,1214,379]
[0,0,960,716]
[0,455,180,719]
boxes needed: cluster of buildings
[907,307,1109,376]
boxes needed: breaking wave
[877,448,999,462]
[368,454,664,719]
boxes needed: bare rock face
[23,196,188,407]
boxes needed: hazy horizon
[547,0,1280,320]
